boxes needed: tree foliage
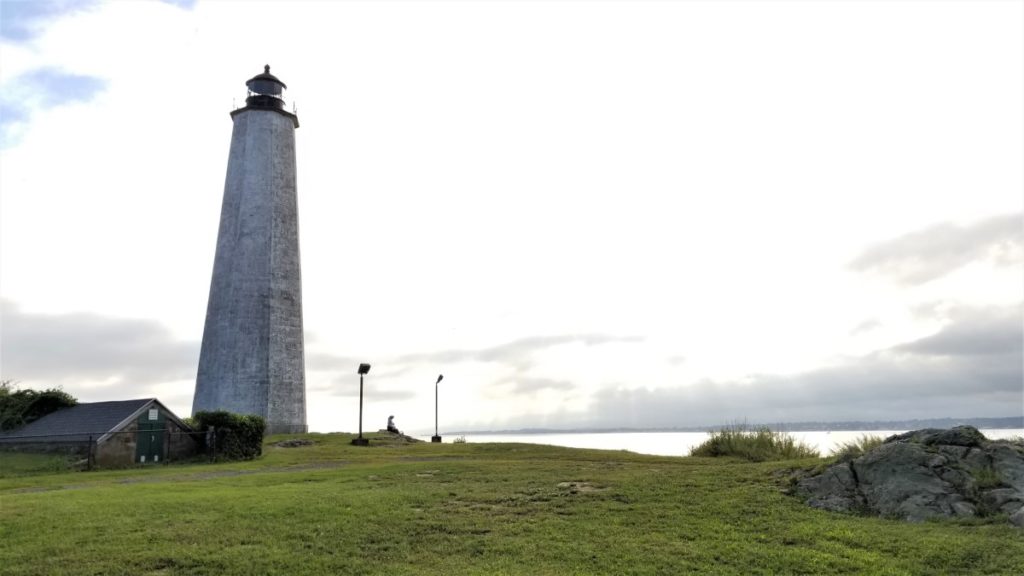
[0,380,78,431]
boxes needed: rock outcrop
[795,426,1024,527]
[376,430,422,444]
[274,439,315,448]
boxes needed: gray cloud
[499,377,576,394]
[305,351,362,372]
[0,300,198,395]
[318,363,418,399]
[396,334,641,395]
[308,333,637,399]
[477,305,1022,430]
[1,68,108,147]
[0,0,192,44]
[157,0,197,8]
[320,384,416,401]
[306,352,414,385]
[850,318,881,335]
[849,213,1022,285]
[10,68,107,108]
[398,333,643,368]
[305,356,418,400]
[0,0,98,42]
[897,306,1021,358]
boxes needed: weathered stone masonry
[193,67,306,434]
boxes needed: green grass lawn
[0,451,81,478]
[2,433,1021,575]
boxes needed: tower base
[267,423,308,435]
[351,437,369,446]
[431,436,442,443]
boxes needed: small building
[0,398,197,468]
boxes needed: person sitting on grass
[387,415,399,434]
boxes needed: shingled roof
[0,399,164,443]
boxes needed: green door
[135,408,165,464]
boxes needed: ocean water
[422,429,1024,457]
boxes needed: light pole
[352,363,371,446]
[432,374,443,443]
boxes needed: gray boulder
[886,426,987,447]
[1011,507,1024,528]
[795,426,1024,526]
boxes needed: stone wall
[167,420,199,460]
[95,420,138,468]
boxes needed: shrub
[974,467,1004,490]
[689,424,819,461]
[831,434,885,462]
[453,436,467,444]
[0,381,78,431]
[192,411,266,461]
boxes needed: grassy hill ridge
[2,432,1022,575]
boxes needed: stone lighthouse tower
[192,66,306,434]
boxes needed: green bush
[689,424,819,461]
[192,411,266,461]
[831,434,885,462]
[0,381,78,431]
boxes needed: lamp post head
[358,363,371,375]
[436,374,444,384]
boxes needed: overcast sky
[1,0,1021,434]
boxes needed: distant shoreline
[441,416,1024,436]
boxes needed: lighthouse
[192,66,306,434]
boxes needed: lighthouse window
[250,80,281,96]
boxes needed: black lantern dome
[245,65,287,110]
